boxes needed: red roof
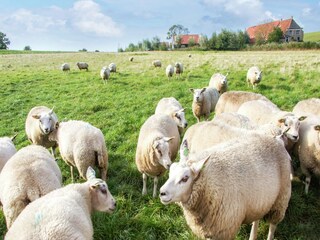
[246,18,294,43]
[176,34,200,45]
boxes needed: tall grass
[0,50,320,240]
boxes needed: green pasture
[304,32,320,42]
[0,50,320,240]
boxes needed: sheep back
[293,98,320,117]
[0,137,17,173]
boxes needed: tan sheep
[293,98,320,117]
[135,114,180,197]
[100,66,110,83]
[247,66,262,89]
[174,62,183,78]
[152,60,162,68]
[208,73,228,94]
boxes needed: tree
[199,35,209,50]
[24,45,32,51]
[188,37,196,47]
[175,35,182,48]
[267,27,283,43]
[167,24,189,49]
[0,32,10,49]
[151,36,161,50]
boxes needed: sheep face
[278,116,306,142]
[159,156,209,204]
[173,109,188,129]
[190,88,206,104]
[254,71,262,82]
[32,110,56,135]
[153,137,175,169]
[220,76,227,86]
[90,180,116,213]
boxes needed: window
[296,30,300,34]
[289,30,292,34]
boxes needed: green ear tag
[183,148,189,157]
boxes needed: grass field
[304,32,320,42]
[0,50,320,240]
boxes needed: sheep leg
[267,223,277,240]
[153,176,158,198]
[142,173,147,195]
[4,200,27,228]
[305,176,311,194]
[249,220,259,240]
[70,165,74,183]
[51,146,57,159]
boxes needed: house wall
[284,29,304,42]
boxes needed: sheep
[152,60,162,68]
[108,62,117,73]
[0,145,62,228]
[129,56,134,62]
[293,98,320,117]
[214,90,273,115]
[77,62,89,71]
[155,97,188,135]
[174,62,183,78]
[48,120,108,182]
[160,134,291,240]
[100,66,110,84]
[25,106,59,157]
[0,135,17,173]
[189,87,220,122]
[238,99,307,151]
[212,112,256,130]
[135,114,180,197]
[60,63,70,72]
[208,73,228,94]
[247,66,262,89]
[165,64,174,80]
[293,116,320,194]
[5,167,116,240]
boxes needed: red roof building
[246,17,303,44]
[174,34,201,47]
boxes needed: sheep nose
[292,135,299,141]
[160,191,167,196]
[166,164,171,169]
[184,123,188,128]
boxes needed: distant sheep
[25,106,59,157]
[77,62,89,71]
[100,66,110,83]
[135,114,180,197]
[108,63,117,73]
[129,56,134,62]
[293,98,320,117]
[209,73,228,94]
[0,135,17,173]
[0,145,62,228]
[152,60,162,68]
[160,134,291,240]
[165,65,174,80]
[174,62,183,78]
[5,167,116,240]
[61,63,70,72]
[190,87,220,122]
[247,66,262,89]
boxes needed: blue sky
[0,0,319,51]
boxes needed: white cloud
[302,7,311,16]
[71,0,122,37]
[264,11,277,21]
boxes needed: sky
[0,0,319,52]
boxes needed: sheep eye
[158,150,162,156]
[176,115,181,120]
[180,176,189,183]
[284,123,288,127]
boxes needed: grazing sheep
[152,60,162,68]
[215,90,272,115]
[5,167,116,240]
[160,134,291,240]
[190,87,220,122]
[108,63,117,73]
[293,98,320,117]
[293,116,320,194]
[247,66,262,89]
[212,112,256,130]
[49,120,108,182]
[77,62,89,71]
[0,135,17,173]
[25,106,59,157]
[174,62,183,78]
[155,97,188,134]
[0,145,62,228]
[135,114,180,197]
[100,66,110,83]
[188,54,192,58]
[129,56,134,62]
[165,64,174,80]
[60,63,70,72]
[208,73,228,94]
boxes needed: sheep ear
[164,136,175,142]
[299,116,307,121]
[278,118,285,124]
[189,88,194,94]
[86,166,96,180]
[225,73,229,77]
[187,155,210,178]
[152,140,159,150]
[32,114,41,119]
[11,133,18,141]
[180,108,186,112]
[314,125,320,131]
[201,88,206,93]
[180,139,189,163]
[49,107,54,115]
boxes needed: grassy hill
[0,50,320,240]
[304,31,320,42]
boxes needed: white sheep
[5,167,116,240]
[135,114,180,197]
[247,66,262,89]
[190,87,220,122]
[152,60,162,68]
[25,106,59,157]
[108,62,117,73]
[155,97,188,134]
[0,145,62,228]
[77,62,89,71]
[174,62,183,78]
[212,112,256,130]
[60,63,70,72]
[165,64,174,80]
[293,98,320,117]
[293,116,320,194]
[48,120,108,182]
[215,90,273,115]
[100,66,110,84]
[208,73,228,94]
[0,135,17,173]
[160,134,291,240]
